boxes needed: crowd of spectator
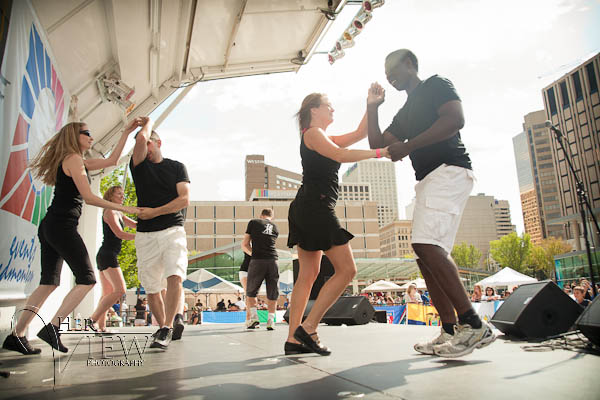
[563,279,597,308]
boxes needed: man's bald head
[385,49,418,73]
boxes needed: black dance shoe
[2,334,41,355]
[293,326,331,356]
[284,341,313,355]
[172,314,185,341]
[37,323,68,353]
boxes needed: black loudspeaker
[322,296,375,325]
[293,256,335,300]
[283,300,315,323]
[490,281,583,339]
[576,295,600,346]
[283,296,375,326]
[372,310,388,323]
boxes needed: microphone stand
[551,125,599,297]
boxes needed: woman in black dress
[88,185,137,332]
[285,93,389,355]
[2,120,141,355]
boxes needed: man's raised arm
[132,117,153,167]
[367,82,398,149]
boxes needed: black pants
[38,214,96,286]
[246,259,279,300]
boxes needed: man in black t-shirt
[241,209,279,330]
[130,117,190,350]
[366,49,495,358]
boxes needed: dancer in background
[242,209,279,331]
[285,93,389,356]
[87,185,136,332]
[367,49,495,358]
[2,120,140,355]
[239,252,251,323]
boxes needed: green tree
[489,232,533,275]
[99,165,140,289]
[451,242,482,269]
[528,238,572,280]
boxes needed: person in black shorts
[87,185,137,332]
[366,49,495,358]
[238,252,251,323]
[131,117,191,349]
[285,93,390,356]
[242,209,279,330]
[2,120,140,355]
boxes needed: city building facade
[184,200,381,259]
[454,194,516,269]
[245,155,302,201]
[342,160,398,227]
[379,220,413,258]
[542,53,600,250]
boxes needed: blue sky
[151,0,600,234]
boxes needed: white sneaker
[433,320,496,358]
[414,327,453,355]
[266,319,274,331]
[245,319,259,329]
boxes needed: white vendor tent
[399,278,427,291]
[362,280,403,292]
[475,267,537,288]
[184,269,244,294]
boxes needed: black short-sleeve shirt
[246,218,279,260]
[130,157,190,232]
[385,75,471,181]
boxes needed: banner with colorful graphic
[374,305,406,324]
[406,303,441,326]
[0,2,69,299]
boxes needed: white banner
[0,2,69,299]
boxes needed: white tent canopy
[475,267,537,288]
[184,269,244,294]
[399,278,427,290]
[362,280,403,292]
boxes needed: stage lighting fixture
[97,74,136,114]
[326,1,385,66]
[343,25,361,41]
[362,0,385,12]
[353,11,373,30]
[336,38,355,51]
[328,47,345,65]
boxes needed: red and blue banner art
[0,2,69,298]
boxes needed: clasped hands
[368,83,410,162]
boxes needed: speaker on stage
[490,281,583,339]
[293,256,335,300]
[283,296,375,326]
[283,300,314,323]
[322,296,375,325]
[576,295,600,347]
[372,310,388,323]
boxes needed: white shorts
[239,271,248,280]
[135,226,188,294]
[411,164,475,254]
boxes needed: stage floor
[0,323,598,399]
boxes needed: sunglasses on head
[79,130,91,137]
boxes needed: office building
[245,155,302,201]
[342,160,398,227]
[542,53,600,250]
